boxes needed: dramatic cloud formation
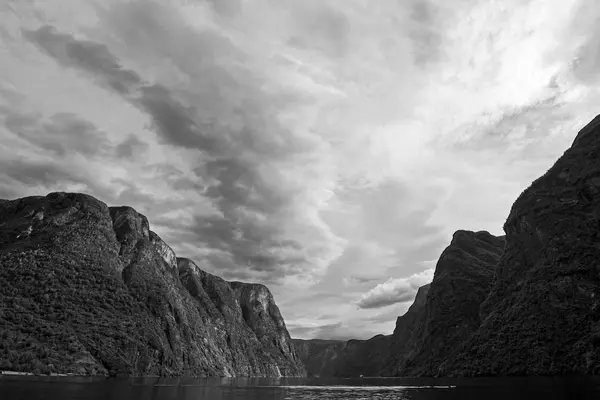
[2,0,600,338]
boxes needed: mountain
[442,115,600,376]
[294,114,600,377]
[292,229,504,378]
[292,335,392,377]
[292,339,346,377]
[401,231,505,376]
[292,228,504,378]
[380,282,431,375]
[0,192,305,377]
[292,283,431,377]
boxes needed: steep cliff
[380,283,431,375]
[401,231,505,376]
[0,192,305,377]
[442,115,600,376]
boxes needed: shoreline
[1,371,83,377]
[0,371,302,380]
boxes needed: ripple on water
[280,385,455,400]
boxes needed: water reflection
[1,376,600,400]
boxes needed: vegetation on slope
[0,192,305,377]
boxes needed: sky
[2,0,600,340]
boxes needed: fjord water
[2,376,600,400]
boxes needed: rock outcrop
[0,192,305,377]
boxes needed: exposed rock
[0,192,305,377]
[230,281,302,376]
[443,115,600,376]
[150,231,177,271]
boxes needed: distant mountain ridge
[292,284,432,377]
[0,192,305,377]
[294,114,600,377]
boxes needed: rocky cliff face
[442,115,600,376]
[379,283,431,375]
[0,192,305,377]
[401,231,505,376]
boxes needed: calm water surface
[2,376,600,400]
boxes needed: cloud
[0,156,102,203]
[4,0,600,340]
[115,134,148,159]
[0,159,80,188]
[407,0,444,67]
[366,308,408,324]
[3,110,111,157]
[22,25,144,95]
[22,11,343,280]
[357,269,434,309]
[288,322,376,341]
